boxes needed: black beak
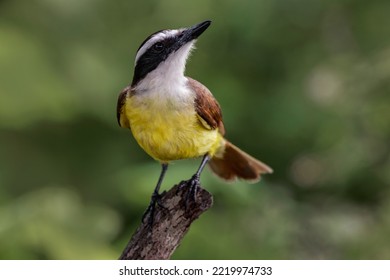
[180,20,211,43]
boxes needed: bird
[117,20,272,221]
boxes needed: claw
[142,164,169,228]
[183,174,201,208]
[142,191,166,227]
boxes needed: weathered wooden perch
[119,181,213,260]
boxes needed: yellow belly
[125,95,223,162]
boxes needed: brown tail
[209,140,273,183]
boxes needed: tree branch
[119,181,213,260]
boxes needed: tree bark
[119,181,213,260]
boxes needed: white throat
[134,42,195,94]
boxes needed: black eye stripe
[132,35,178,86]
[153,42,164,51]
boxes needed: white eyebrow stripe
[134,29,182,64]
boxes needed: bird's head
[131,20,211,88]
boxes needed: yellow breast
[124,94,222,162]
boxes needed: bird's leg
[183,154,210,206]
[142,163,169,226]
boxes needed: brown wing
[116,85,131,128]
[187,77,225,135]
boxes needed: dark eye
[153,42,164,52]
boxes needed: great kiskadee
[117,20,272,218]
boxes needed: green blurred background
[1,0,390,259]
